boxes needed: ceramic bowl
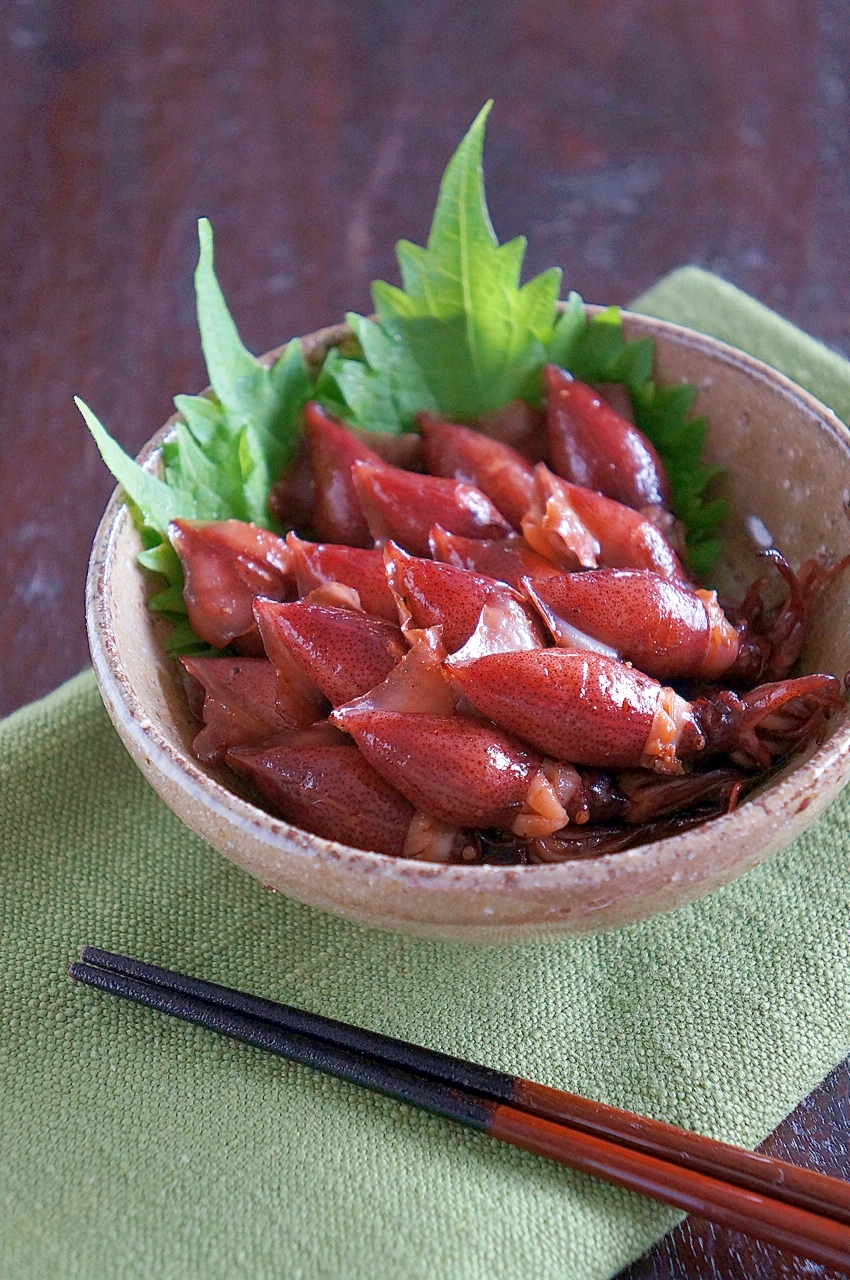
[86,310,850,943]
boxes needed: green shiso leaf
[324,101,562,427]
[77,398,197,529]
[629,373,726,569]
[82,101,725,641]
[318,107,723,568]
[547,291,586,367]
[193,219,312,522]
[320,313,438,433]
[77,220,313,651]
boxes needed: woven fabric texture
[3,277,850,1280]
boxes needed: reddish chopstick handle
[513,1078,850,1226]
[72,950,850,1271]
[488,1105,850,1272]
[79,947,850,1235]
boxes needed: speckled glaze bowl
[86,310,850,943]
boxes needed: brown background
[3,1,850,1275]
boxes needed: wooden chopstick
[75,946,850,1224]
[69,949,850,1271]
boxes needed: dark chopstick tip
[62,947,850,1269]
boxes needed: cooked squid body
[351,458,511,556]
[521,465,688,584]
[334,708,542,829]
[544,364,670,509]
[450,649,700,774]
[227,724,417,857]
[428,527,562,589]
[523,554,850,684]
[180,657,296,764]
[302,401,381,546]
[470,398,547,463]
[253,597,405,709]
[418,413,535,527]
[286,534,398,622]
[169,519,293,650]
[524,570,740,679]
[449,648,842,776]
[268,407,424,535]
[329,632,575,838]
[383,542,544,654]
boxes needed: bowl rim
[86,307,850,906]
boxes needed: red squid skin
[329,628,559,831]
[351,458,512,556]
[451,648,694,770]
[227,724,416,857]
[524,569,740,679]
[268,433,315,532]
[418,413,536,527]
[525,553,850,686]
[180,657,295,764]
[286,534,398,622]
[471,398,547,463]
[428,527,563,589]
[348,424,425,471]
[332,707,542,829]
[268,420,424,534]
[253,597,405,708]
[521,465,688,584]
[169,518,293,649]
[544,365,670,509]
[451,648,841,774]
[384,543,542,653]
[304,401,383,547]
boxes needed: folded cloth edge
[632,266,850,426]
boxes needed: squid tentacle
[729,550,850,683]
[692,675,844,770]
[450,648,843,776]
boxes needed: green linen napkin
[3,275,850,1280]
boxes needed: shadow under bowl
[86,310,850,943]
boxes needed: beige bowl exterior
[86,311,850,943]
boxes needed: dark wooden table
[3,1,849,1274]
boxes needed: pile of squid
[169,364,846,864]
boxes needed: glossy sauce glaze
[171,374,846,864]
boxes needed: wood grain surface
[2,1,849,1274]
